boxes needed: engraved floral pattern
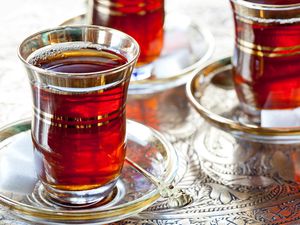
[4,0,300,225]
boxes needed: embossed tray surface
[2,0,300,222]
[2,60,300,225]
[6,0,291,222]
[126,59,300,224]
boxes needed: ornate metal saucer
[60,13,215,94]
[186,56,300,143]
[0,119,177,224]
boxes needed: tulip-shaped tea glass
[230,0,300,123]
[18,25,139,205]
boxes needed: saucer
[60,13,214,94]
[0,119,177,224]
[186,56,300,143]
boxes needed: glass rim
[230,0,300,9]
[230,0,300,21]
[18,25,140,79]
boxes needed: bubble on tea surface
[26,42,111,67]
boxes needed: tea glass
[89,0,165,79]
[230,0,300,124]
[18,25,139,205]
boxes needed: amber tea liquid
[232,0,300,113]
[28,43,128,191]
[91,0,164,66]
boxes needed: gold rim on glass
[18,25,140,79]
[230,0,300,21]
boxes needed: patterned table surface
[7,1,294,225]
